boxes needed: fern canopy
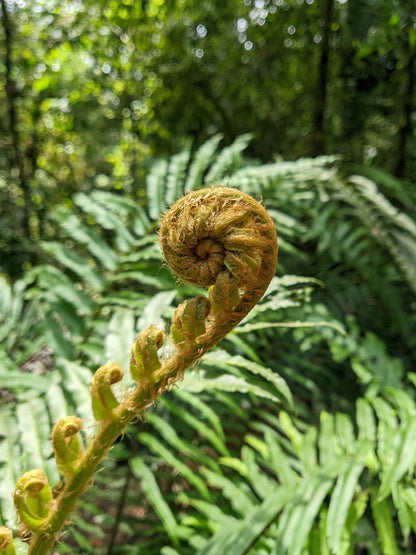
[1,137,416,554]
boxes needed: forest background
[1,0,416,554]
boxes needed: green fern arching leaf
[130,456,183,546]
[165,145,192,206]
[326,440,372,554]
[275,472,334,555]
[144,411,221,473]
[89,190,151,235]
[15,396,60,486]
[146,158,168,219]
[160,395,230,457]
[370,490,400,555]
[204,134,253,184]
[377,418,416,502]
[74,192,137,251]
[184,134,223,191]
[172,388,226,442]
[196,487,293,555]
[341,174,416,297]
[0,407,24,528]
[40,241,106,291]
[54,206,119,271]
[137,431,212,501]
[27,265,95,315]
[0,277,42,360]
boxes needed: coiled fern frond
[3,186,278,554]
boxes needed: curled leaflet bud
[0,527,16,555]
[130,325,165,383]
[13,469,52,532]
[91,362,124,421]
[209,271,240,315]
[52,416,83,476]
[171,295,210,349]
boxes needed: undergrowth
[1,135,415,554]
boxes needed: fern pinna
[1,187,278,554]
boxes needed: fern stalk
[5,186,278,554]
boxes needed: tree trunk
[1,0,32,240]
[311,0,333,156]
[394,30,414,178]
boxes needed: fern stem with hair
[5,186,278,554]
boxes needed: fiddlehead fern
[6,186,278,554]
[0,527,16,555]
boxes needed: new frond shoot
[5,186,278,554]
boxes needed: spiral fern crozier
[5,186,278,555]
[159,187,278,358]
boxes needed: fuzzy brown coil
[159,186,278,294]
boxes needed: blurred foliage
[0,0,415,275]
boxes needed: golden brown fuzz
[159,186,278,293]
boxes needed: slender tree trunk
[311,0,334,156]
[1,0,32,240]
[394,31,414,178]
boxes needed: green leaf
[180,370,288,410]
[370,490,400,555]
[391,484,411,544]
[137,291,176,331]
[165,147,191,205]
[146,159,168,219]
[172,389,225,441]
[224,355,293,408]
[16,396,59,484]
[160,396,229,457]
[90,191,150,235]
[185,134,222,191]
[55,207,119,270]
[204,134,252,183]
[130,456,181,545]
[377,419,416,501]
[343,489,369,549]
[40,241,106,291]
[0,370,53,392]
[241,445,278,500]
[234,321,346,335]
[356,397,376,443]
[326,441,371,553]
[56,359,93,423]
[29,265,95,314]
[334,412,356,454]
[40,308,74,359]
[319,412,340,468]
[145,411,220,472]
[308,506,329,555]
[276,473,333,555]
[186,498,235,528]
[104,308,135,372]
[0,407,21,527]
[74,192,136,251]
[199,466,254,516]
[138,431,211,500]
[264,427,299,485]
[197,487,293,555]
